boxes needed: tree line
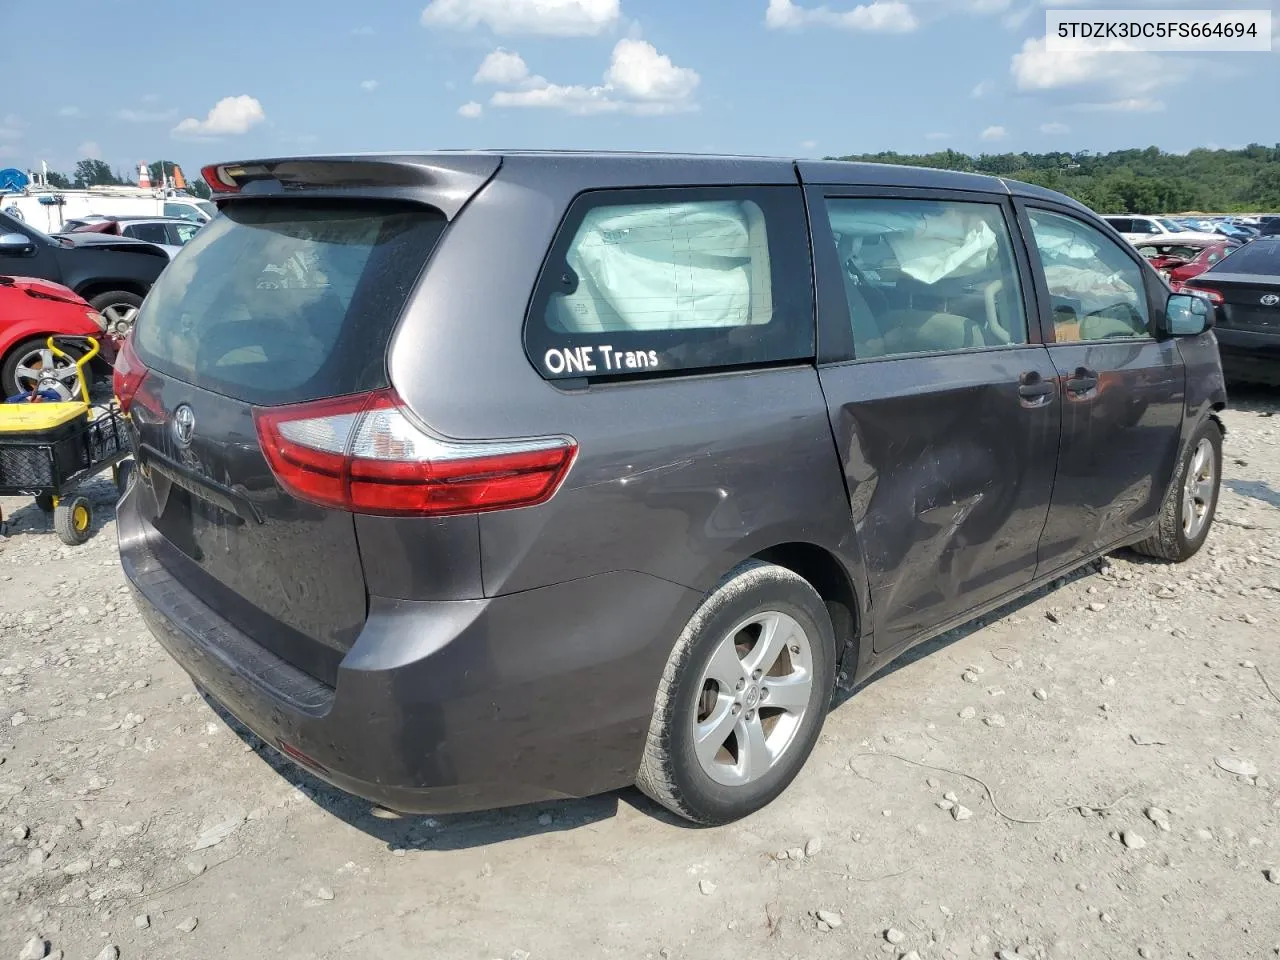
[832,144,1280,214]
[40,158,212,199]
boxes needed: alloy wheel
[1182,437,1215,539]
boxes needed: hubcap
[14,348,79,400]
[102,303,138,336]
[1181,437,1215,540]
[692,611,813,787]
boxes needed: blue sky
[4,0,1277,180]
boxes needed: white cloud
[483,38,699,115]
[970,79,994,98]
[58,106,83,119]
[352,25,376,35]
[980,125,1007,141]
[422,0,620,36]
[459,101,485,118]
[141,93,162,104]
[474,48,532,84]
[360,80,380,92]
[766,0,919,32]
[76,140,102,160]
[1011,35,1167,93]
[1072,97,1165,112]
[605,38,699,101]
[172,95,266,138]
[1040,121,1070,134]
[924,131,951,140]
[117,107,178,123]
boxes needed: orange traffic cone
[172,165,187,190]
[137,163,151,189]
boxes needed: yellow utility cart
[0,336,130,544]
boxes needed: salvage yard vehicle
[1102,215,1221,246]
[1183,235,1280,386]
[0,211,169,337]
[0,275,117,400]
[115,153,1226,825]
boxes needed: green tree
[73,159,121,188]
[187,178,212,200]
[44,171,71,189]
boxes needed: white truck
[1,188,216,234]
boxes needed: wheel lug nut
[760,687,769,700]
[746,709,755,721]
[790,644,800,655]
[735,679,745,691]
[732,703,741,715]
[752,669,762,681]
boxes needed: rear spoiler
[200,155,502,219]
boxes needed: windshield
[1212,241,1280,277]
[0,211,64,247]
[197,200,217,219]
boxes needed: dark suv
[116,153,1226,825]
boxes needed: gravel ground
[2,391,1278,960]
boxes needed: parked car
[59,216,202,260]
[1134,238,1225,280]
[1166,241,1234,290]
[1101,215,1221,245]
[1214,223,1259,242]
[1182,235,1280,385]
[0,210,169,337]
[116,153,1226,825]
[0,275,116,399]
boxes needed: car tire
[1132,417,1223,563]
[113,459,136,497]
[1,337,84,400]
[636,560,836,825]
[88,291,143,338]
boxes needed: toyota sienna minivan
[115,153,1226,825]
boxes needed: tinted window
[526,187,812,380]
[1212,240,1280,276]
[1027,209,1150,342]
[1104,217,1131,233]
[124,222,170,244]
[1133,219,1160,234]
[133,200,446,406]
[823,197,1028,359]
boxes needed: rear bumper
[1216,328,1280,385]
[118,485,701,814]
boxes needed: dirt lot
[2,393,1278,960]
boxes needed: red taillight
[252,389,577,517]
[1192,287,1224,305]
[112,336,148,413]
[201,163,241,194]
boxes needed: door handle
[1017,372,1056,406]
[1065,368,1099,395]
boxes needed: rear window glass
[1212,241,1280,276]
[132,200,445,406]
[525,187,813,381]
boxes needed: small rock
[774,849,790,861]
[984,714,1006,728]
[958,707,977,720]
[1102,675,1116,686]
[1144,807,1171,832]
[804,837,822,857]
[184,860,206,876]
[511,951,531,960]
[936,800,954,811]
[1100,911,1114,924]
[925,777,939,788]
[192,817,241,851]
[134,914,149,930]
[1138,948,1151,959]
[816,909,842,928]
[1215,756,1259,777]
[943,791,958,803]
[787,846,804,860]
[176,916,198,933]
[1045,610,1061,624]
[62,859,91,876]
[1264,868,1279,885]
[26,849,46,867]
[1195,828,1214,842]
[316,886,334,901]
[1122,831,1146,850]
[961,671,979,684]
[1033,688,1048,701]
[952,804,974,821]
[901,952,922,960]
[698,879,716,896]
[94,947,118,960]
[369,806,400,820]
[537,812,553,827]
[886,927,906,945]
[1076,882,1088,892]
[1088,602,1107,613]
[18,937,47,960]
[11,825,29,841]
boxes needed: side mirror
[0,232,35,256]
[1165,292,1213,336]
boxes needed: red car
[1168,242,1233,291]
[0,276,117,400]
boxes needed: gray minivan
[115,153,1226,824]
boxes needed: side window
[823,197,1029,359]
[169,222,201,245]
[164,203,200,222]
[123,222,169,244]
[1206,250,1223,265]
[1026,209,1151,343]
[1136,219,1160,235]
[526,188,813,380]
[1105,218,1130,234]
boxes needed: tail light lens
[1192,287,1224,305]
[253,389,577,517]
[112,336,149,413]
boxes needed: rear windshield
[132,200,445,406]
[1212,240,1280,277]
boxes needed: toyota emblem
[172,404,195,447]
[1261,294,1280,307]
